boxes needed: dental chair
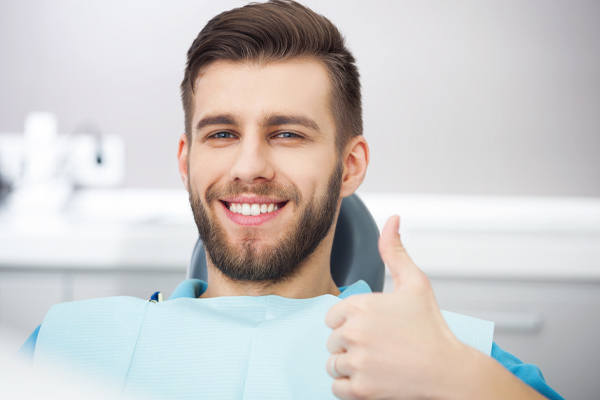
[187,194,386,292]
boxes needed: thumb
[378,215,421,291]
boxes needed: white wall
[0,0,598,195]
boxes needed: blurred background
[0,1,598,399]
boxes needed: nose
[230,135,274,184]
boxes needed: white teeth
[229,202,281,215]
[241,203,251,216]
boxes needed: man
[20,1,563,399]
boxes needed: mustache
[204,180,302,205]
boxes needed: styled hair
[180,0,362,153]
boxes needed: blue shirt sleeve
[491,342,564,400]
[16,324,40,364]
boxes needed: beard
[188,160,343,283]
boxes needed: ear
[339,135,369,198]
[177,133,190,191]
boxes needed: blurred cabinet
[0,272,63,337]
[0,269,186,353]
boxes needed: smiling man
[179,58,353,299]
[20,1,564,399]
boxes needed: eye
[210,131,236,139]
[274,131,300,139]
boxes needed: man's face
[183,59,342,282]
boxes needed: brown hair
[180,0,362,153]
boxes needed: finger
[326,352,354,379]
[378,215,422,291]
[326,352,344,379]
[331,377,353,400]
[325,299,350,329]
[326,295,371,329]
[331,351,353,377]
[326,327,347,354]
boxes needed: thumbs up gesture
[325,216,548,400]
[324,216,472,399]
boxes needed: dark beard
[188,161,343,283]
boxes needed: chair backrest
[187,193,385,291]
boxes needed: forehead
[192,58,335,130]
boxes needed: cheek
[188,148,232,189]
[272,148,335,192]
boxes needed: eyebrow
[262,114,321,132]
[195,113,240,132]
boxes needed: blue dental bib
[33,280,493,400]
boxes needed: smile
[228,202,282,215]
[220,197,289,226]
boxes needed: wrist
[439,342,546,400]
[433,341,485,399]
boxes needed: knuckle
[347,303,362,317]
[345,353,359,374]
[341,324,364,345]
[345,350,368,374]
[410,272,433,294]
[346,296,370,315]
[340,326,358,345]
[382,242,405,260]
[394,242,406,254]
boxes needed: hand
[324,215,466,400]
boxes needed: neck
[200,236,341,299]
